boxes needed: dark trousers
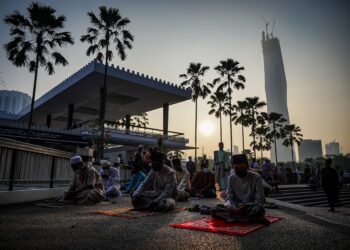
[132,191,175,211]
[211,204,265,223]
[324,189,338,208]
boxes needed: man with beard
[131,149,177,211]
[61,155,107,204]
[212,154,267,223]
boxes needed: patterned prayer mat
[169,216,283,236]
[96,207,187,219]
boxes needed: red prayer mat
[169,216,283,236]
[96,207,187,219]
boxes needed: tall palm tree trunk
[291,140,295,170]
[260,138,263,159]
[219,109,222,142]
[252,109,256,158]
[241,110,245,152]
[99,41,109,160]
[26,55,39,141]
[273,123,278,164]
[195,98,198,167]
[229,93,233,156]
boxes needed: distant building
[0,90,30,114]
[298,139,323,162]
[261,27,291,163]
[233,145,239,155]
[325,141,341,156]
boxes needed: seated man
[191,165,216,198]
[131,150,177,211]
[61,155,107,204]
[125,164,146,193]
[212,154,267,223]
[99,160,121,198]
[172,159,191,201]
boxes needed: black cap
[231,154,248,165]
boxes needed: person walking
[321,158,339,212]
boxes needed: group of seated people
[62,148,267,221]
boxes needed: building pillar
[125,114,130,134]
[163,103,169,137]
[67,104,74,130]
[46,115,52,128]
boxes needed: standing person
[131,149,177,211]
[304,164,311,184]
[186,156,196,180]
[214,142,229,191]
[201,154,209,169]
[250,158,258,170]
[99,160,121,198]
[296,167,302,184]
[321,158,339,212]
[61,155,106,204]
[134,145,144,168]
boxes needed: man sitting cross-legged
[131,149,177,211]
[212,154,268,224]
[61,155,107,204]
[172,158,191,201]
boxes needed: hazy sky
[1,0,349,159]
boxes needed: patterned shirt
[134,165,177,202]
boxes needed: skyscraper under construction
[262,26,292,163]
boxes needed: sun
[200,120,215,136]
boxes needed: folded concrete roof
[17,60,191,127]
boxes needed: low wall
[0,187,66,205]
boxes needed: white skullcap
[101,160,111,168]
[70,155,82,165]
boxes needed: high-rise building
[325,141,341,155]
[233,145,239,155]
[0,90,31,114]
[262,27,291,163]
[298,139,323,162]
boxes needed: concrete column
[46,115,52,128]
[125,114,130,134]
[163,103,169,136]
[67,104,74,130]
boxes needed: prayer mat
[96,207,187,219]
[34,199,113,208]
[169,215,283,236]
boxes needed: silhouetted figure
[186,156,196,180]
[304,164,311,184]
[321,158,339,212]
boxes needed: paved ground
[1,196,350,250]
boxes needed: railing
[0,137,72,191]
[81,120,189,143]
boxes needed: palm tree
[282,124,303,169]
[253,116,271,159]
[261,112,287,164]
[180,62,211,165]
[132,112,149,129]
[245,97,266,158]
[214,59,246,156]
[167,150,184,160]
[4,2,74,140]
[207,89,227,142]
[81,6,134,160]
[232,100,250,153]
